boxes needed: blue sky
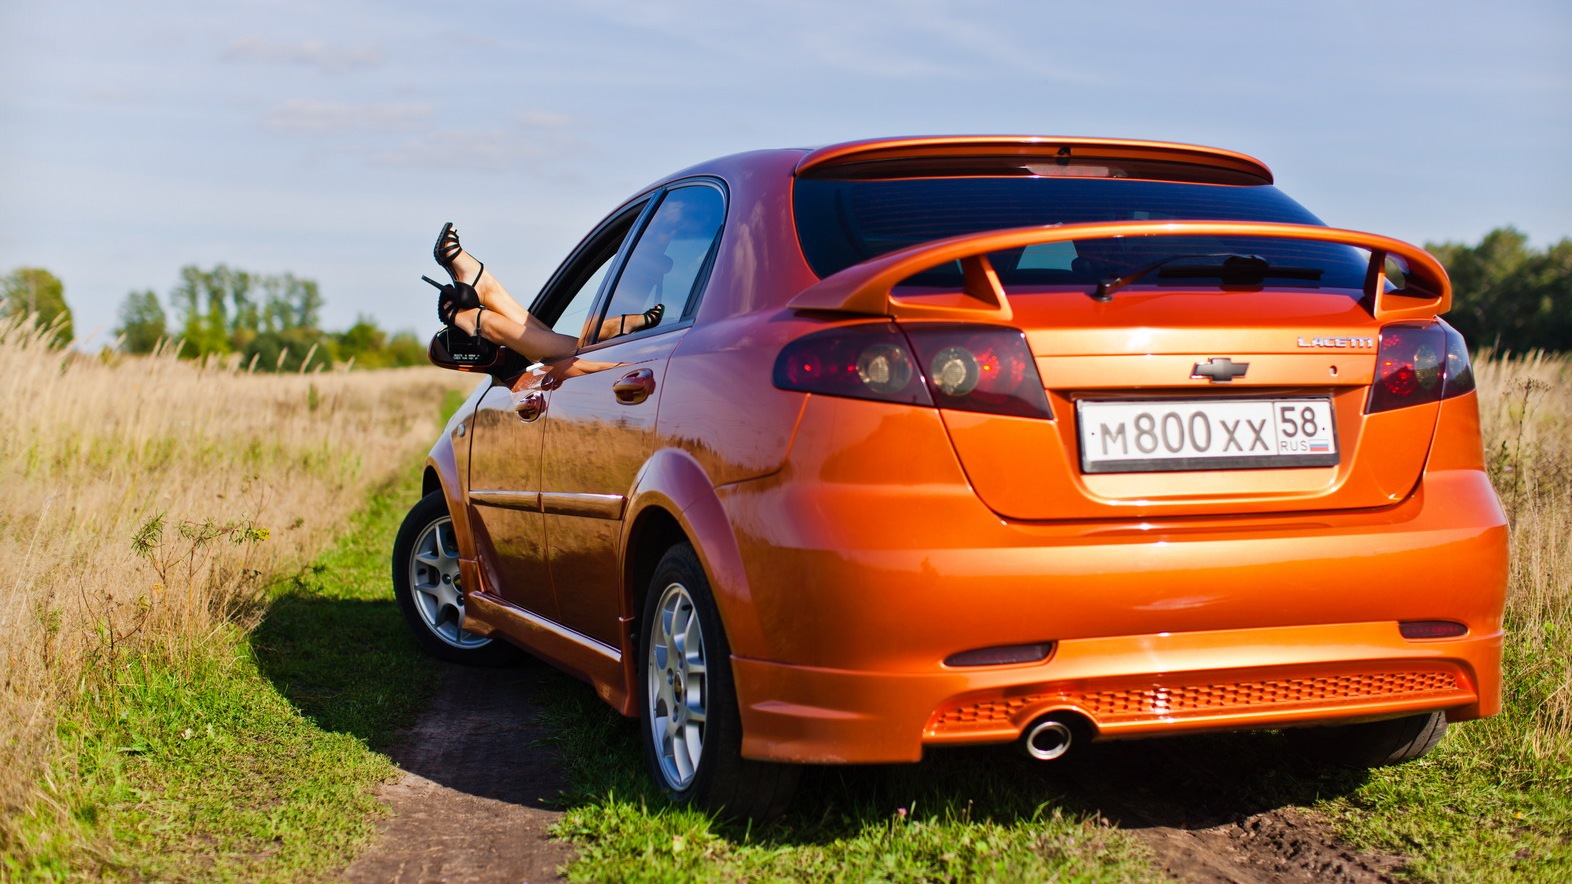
[3,0,1569,346]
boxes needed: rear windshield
[793,176,1371,292]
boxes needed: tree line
[1425,228,1572,354]
[3,226,1570,362]
[3,264,430,370]
[114,265,427,370]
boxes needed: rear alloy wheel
[1287,711,1448,767]
[639,543,798,819]
[392,491,517,666]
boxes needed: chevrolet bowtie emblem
[1192,357,1250,382]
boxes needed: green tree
[335,315,391,368]
[1431,227,1572,352]
[147,263,423,371]
[1,267,73,347]
[385,330,428,367]
[172,265,233,357]
[116,289,168,354]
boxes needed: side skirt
[464,590,631,713]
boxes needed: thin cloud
[264,99,433,134]
[223,37,386,75]
[517,110,576,130]
[370,128,584,174]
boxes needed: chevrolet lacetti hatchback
[393,136,1508,817]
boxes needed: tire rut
[1049,736,1410,882]
[340,660,574,884]
[338,662,1411,883]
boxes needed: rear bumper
[734,623,1500,763]
[718,461,1507,764]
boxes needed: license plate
[1077,398,1338,473]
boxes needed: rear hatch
[789,139,1456,520]
[938,286,1434,520]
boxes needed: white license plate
[1077,398,1338,473]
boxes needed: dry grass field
[0,316,475,871]
[1473,352,1572,755]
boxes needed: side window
[592,184,725,344]
[550,259,613,338]
[536,201,647,340]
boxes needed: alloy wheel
[408,516,491,649]
[647,581,709,789]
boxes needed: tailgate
[940,289,1437,520]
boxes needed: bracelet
[474,306,484,337]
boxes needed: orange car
[393,136,1508,817]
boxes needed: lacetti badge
[1298,336,1376,349]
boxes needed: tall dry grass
[0,316,474,856]
[1473,351,1572,758]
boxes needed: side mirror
[427,328,527,377]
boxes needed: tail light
[1366,321,1475,414]
[774,322,1052,418]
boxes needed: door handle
[612,369,656,405]
[514,391,546,422]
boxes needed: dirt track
[343,663,1407,883]
[340,663,574,884]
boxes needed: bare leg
[441,225,665,354]
[443,239,543,330]
[594,303,664,341]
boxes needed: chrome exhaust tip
[1021,716,1075,761]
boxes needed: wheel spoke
[434,522,459,559]
[679,722,702,775]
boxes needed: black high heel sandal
[433,222,484,287]
[616,303,664,337]
[424,275,482,328]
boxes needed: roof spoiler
[786,221,1450,324]
[796,136,1274,184]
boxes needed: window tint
[595,184,725,343]
[551,259,613,338]
[794,177,1370,292]
[535,202,645,341]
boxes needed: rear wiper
[1091,253,1323,302]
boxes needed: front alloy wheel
[392,490,516,666]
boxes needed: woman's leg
[442,237,544,330]
[438,232,578,360]
[440,225,665,354]
[447,303,576,362]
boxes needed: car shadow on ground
[251,588,575,806]
[743,735,1371,845]
[248,590,1370,844]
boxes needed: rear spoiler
[786,221,1450,324]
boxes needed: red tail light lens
[1367,324,1444,413]
[905,326,1053,419]
[773,322,931,406]
[774,322,1052,418]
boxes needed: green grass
[5,471,440,882]
[251,475,442,746]
[538,685,1153,883]
[1311,642,1572,881]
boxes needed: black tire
[392,490,518,666]
[1286,711,1448,767]
[638,543,800,819]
